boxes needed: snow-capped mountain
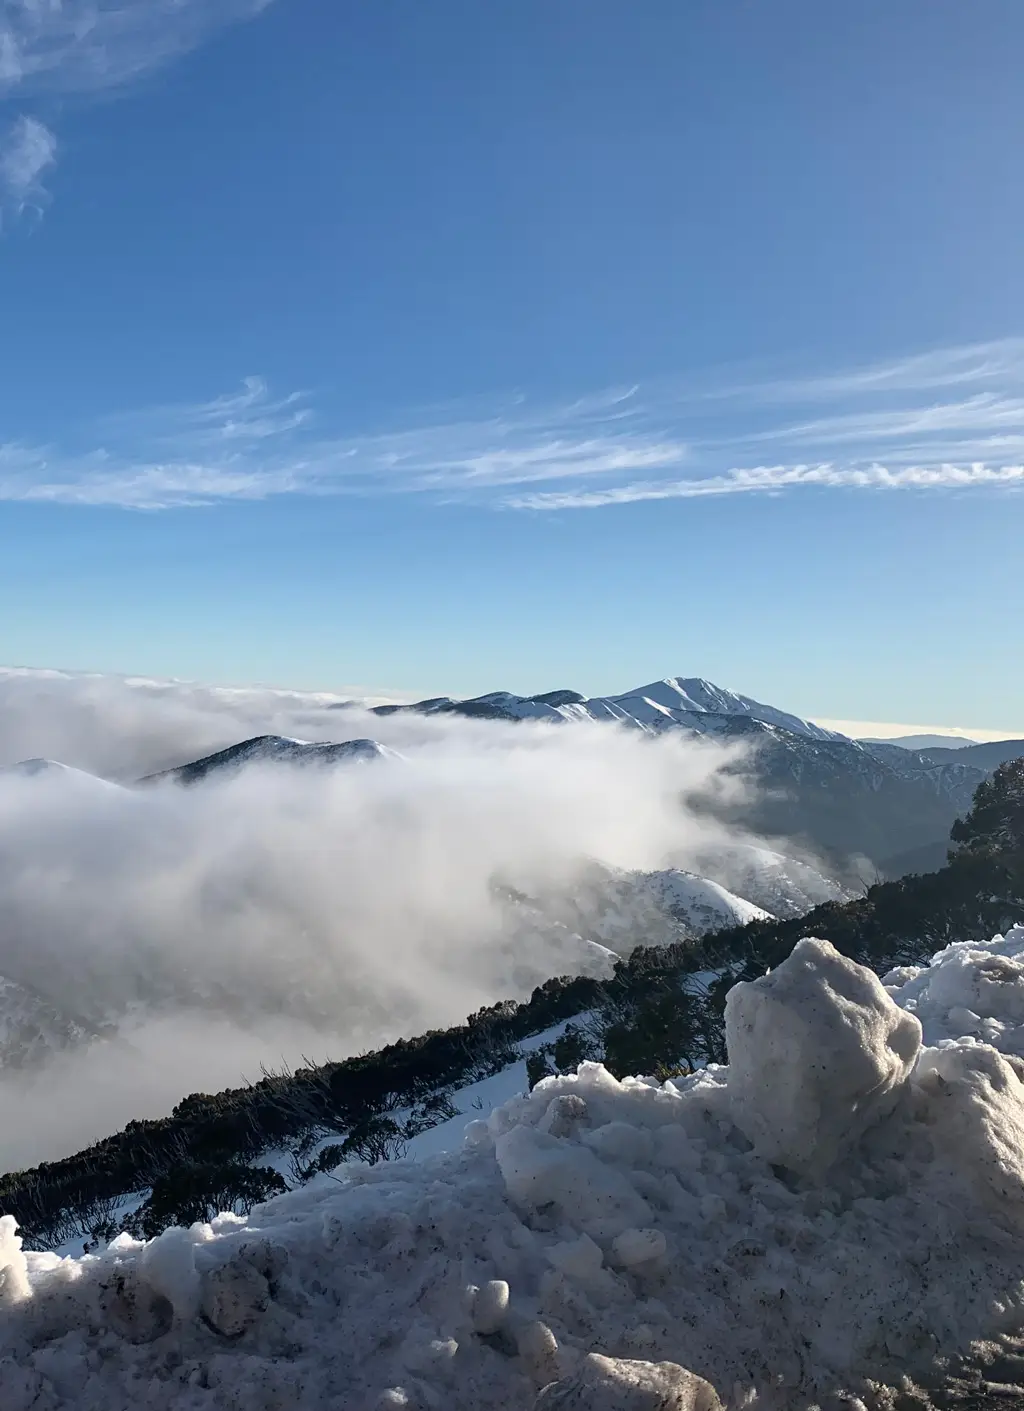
[8,668,1014,877]
[140,734,400,785]
[363,675,999,873]
[366,674,844,740]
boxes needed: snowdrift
[4,929,1024,1409]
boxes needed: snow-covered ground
[5,928,1024,1408]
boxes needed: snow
[725,937,922,1178]
[530,866,771,955]
[433,675,846,743]
[535,1352,722,1409]
[883,923,1024,1053]
[695,843,853,919]
[8,936,1024,1407]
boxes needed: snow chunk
[611,1228,667,1270]
[535,1352,724,1410]
[469,1279,510,1334]
[495,1124,652,1240]
[546,1232,605,1281]
[725,937,922,1178]
[0,1215,31,1305]
[139,1223,199,1320]
[915,1042,1024,1222]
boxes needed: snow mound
[7,938,1024,1408]
[725,938,922,1178]
[883,923,1024,1052]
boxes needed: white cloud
[6,340,1024,510]
[0,111,55,220]
[812,717,1022,744]
[504,461,1024,510]
[0,1,273,226]
[0,0,272,98]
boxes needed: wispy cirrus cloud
[0,111,54,221]
[0,0,272,226]
[5,338,1024,511]
[505,461,1024,511]
[0,0,272,98]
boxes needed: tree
[951,758,1024,859]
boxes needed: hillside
[4,762,1021,1258]
[4,898,1024,1407]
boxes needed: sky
[0,0,1022,737]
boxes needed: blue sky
[1,0,1022,735]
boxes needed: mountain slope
[694,843,854,918]
[140,735,400,785]
[919,737,1024,770]
[860,733,976,750]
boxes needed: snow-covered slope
[7,931,1024,1408]
[0,758,122,790]
[527,865,771,952]
[0,977,96,1069]
[695,843,855,919]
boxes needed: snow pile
[6,938,1024,1408]
[726,938,922,1179]
[884,923,1024,1053]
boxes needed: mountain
[860,732,978,750]
[139,735,400,785]
[364,674,844,740]
[917,737,1024,770]
[0,758,122,790]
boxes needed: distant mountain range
[859,733,978,751]
[351,676,1023,877]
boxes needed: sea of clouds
[0,667,761,1168]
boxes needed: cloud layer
[0,667,751,1168]
[4,339,1024,509]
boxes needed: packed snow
[883,923,1024,1054]
[5,931,1024,1407]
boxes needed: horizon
[1,661,1019,748]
